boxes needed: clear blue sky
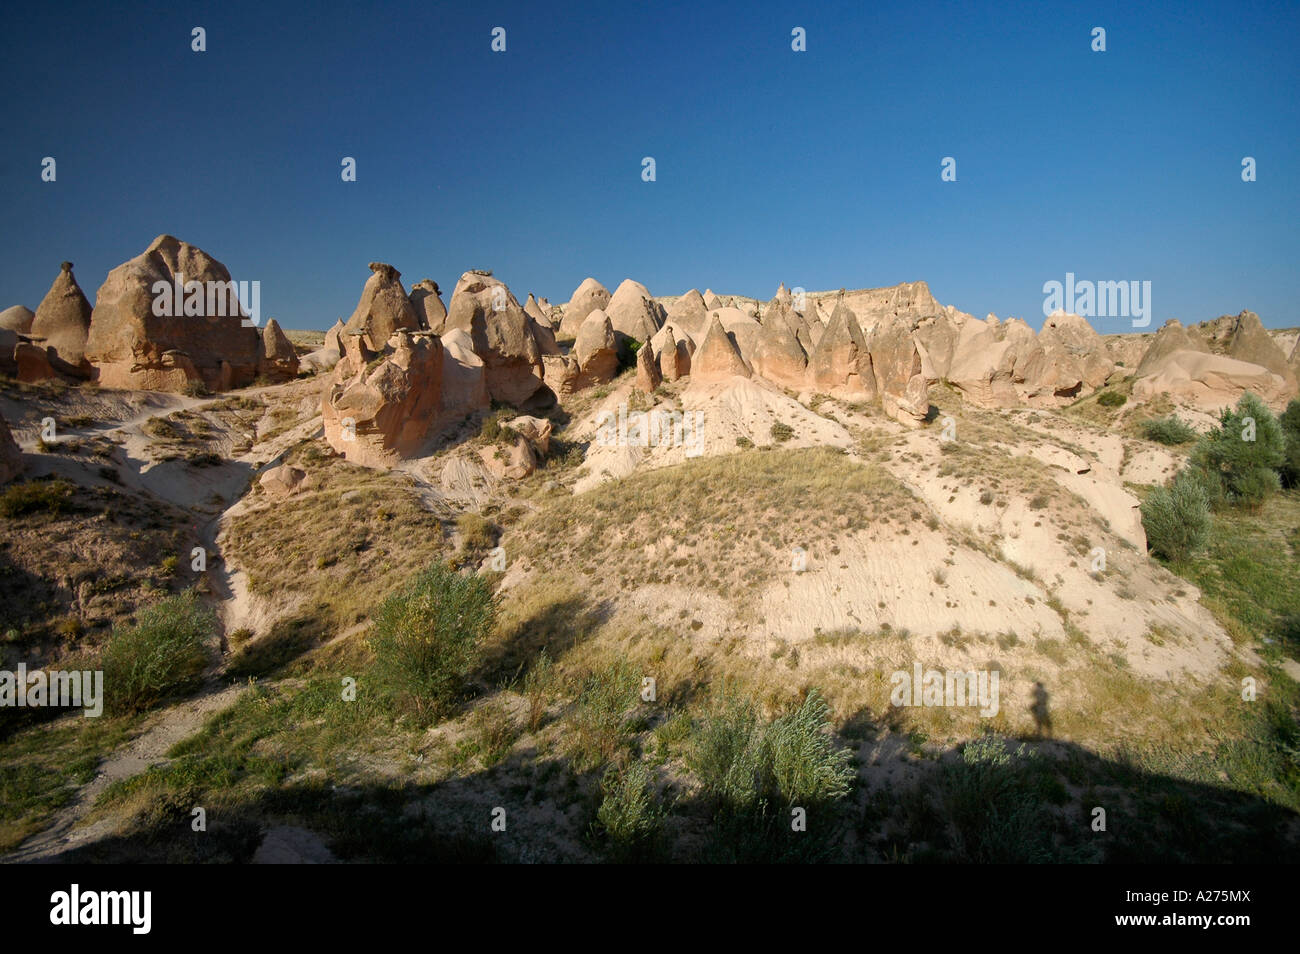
[1,0,1297,331]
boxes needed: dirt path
[3,682,247,863]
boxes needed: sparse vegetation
[100,591,212,714]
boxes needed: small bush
[1188,392,1286,508]
[770,422,794,443]
[182,379,210,398]
[101,591,212,714]
[1096,391,1126,408]
[369,563,496,720]
[456,512,495,550]
[567,662,641,772]
[1141,472,1212,562]
[0,479,75,518]
[594,760,663,861]
[1141,416,1197,445]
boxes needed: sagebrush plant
[101,591,212,714]
[1140,415,1197,445]
[368,562,496,720]
[1096,390,1126,408]
[688,689,852,812]
[1141,471,1212,562]
[1188,392,1286,508]
[594,760,663,860]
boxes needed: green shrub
[369,563,496,720]
[770,422,794,444]
[182,379,210,398]
[101,591,212,714]
[594,760,663,860]
[937,735,1060,863]
[567,662,641,772]
[1141,472,1212,562]
[1280,399,1300,488]
[1188,392,1286,508]
[689,689,852,812]
[1096,390,1126,408]
[1140,416,1197,445]
[0,479,75,518]
[767,692,855,805]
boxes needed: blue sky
[1,0,1297,331]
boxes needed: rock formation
[573,309,619,387]
[28,261,93,378]
[560,277,611,337]
[83,235,261,391]
[258,318,300,382]
[691,315,751,382]
[444,270,545,405]
[409,279,447,333]
[805,302,873,399]
[0,413,23,484]
[343,262,421,351]
[750,299,807,390]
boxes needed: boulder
[805,301,874,399]
[409,279,447,333]
[0,413,23,484]
[504,415,553,456]
[444,270,545,405]
[321,331,443,467]
[84,235,261,391]
[29,262,93,377]
[0,305,34,334]
[257,319,300,383]
[560,277,611,337]
[691,315,751,382]
[343,262,421,351]
[259,464,312,498]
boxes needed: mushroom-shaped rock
[343,262,421,351]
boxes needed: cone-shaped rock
[752,299,807,389]
[805,302,873,398]
[606,278,664,345]
[31,261,92,373]
[258,318,300,382]
[658,328,682,381]
[866,313,928,423]
[691,315,751,382]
